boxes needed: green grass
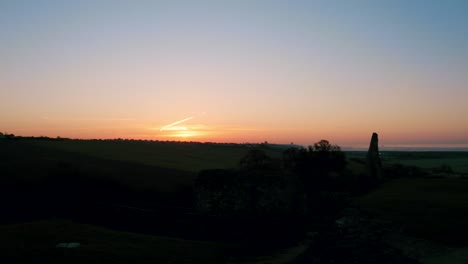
[0,139,284,206]
[382,151,468,174]
[28,140,283,172]
[0,220,227,264]
[346,151,468,174]
[389,158,468,173]
[0,140,194,193]
[357,178,468,246]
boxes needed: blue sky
[1,0,467,146]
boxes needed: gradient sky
[1,0,467,147]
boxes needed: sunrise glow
[1,1,467,148]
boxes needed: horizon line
[2,133,468,152]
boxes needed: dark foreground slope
[4,138,459,263]
[0,139,196,223]
[0,140,257,263]
[357,177,468,246]
[0,220,227,264]
[27,139,284,172]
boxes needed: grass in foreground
[357,178,468,246]
[0,140,193,194]
[0,220,227,264]
[29,140,284,172]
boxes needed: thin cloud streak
[160,117,193,131]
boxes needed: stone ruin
[367,132,383,180]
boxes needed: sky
[1,0,467,147]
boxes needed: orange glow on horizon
[4,122,467,149]
[2,112,468,147]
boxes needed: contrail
[160,117,193,131]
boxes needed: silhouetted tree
[283,147,300,169]
[239,148,273,170]
[313,140,331,152]
[283,140,347,195]
[281,141,350,220]
[4,133,16,139]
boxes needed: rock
[367,132,383,180]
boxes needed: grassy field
[0,139,294,263]
[0,139,290,216]
[0,220,227,264]
[28,140,283,172]
[346,151,468,174]
[382,151,468,174]
[357,177,468,246]
[0,139,285,197]
[4,139,468,250]
[0,140,193,193]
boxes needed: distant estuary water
[344,144,468,152]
